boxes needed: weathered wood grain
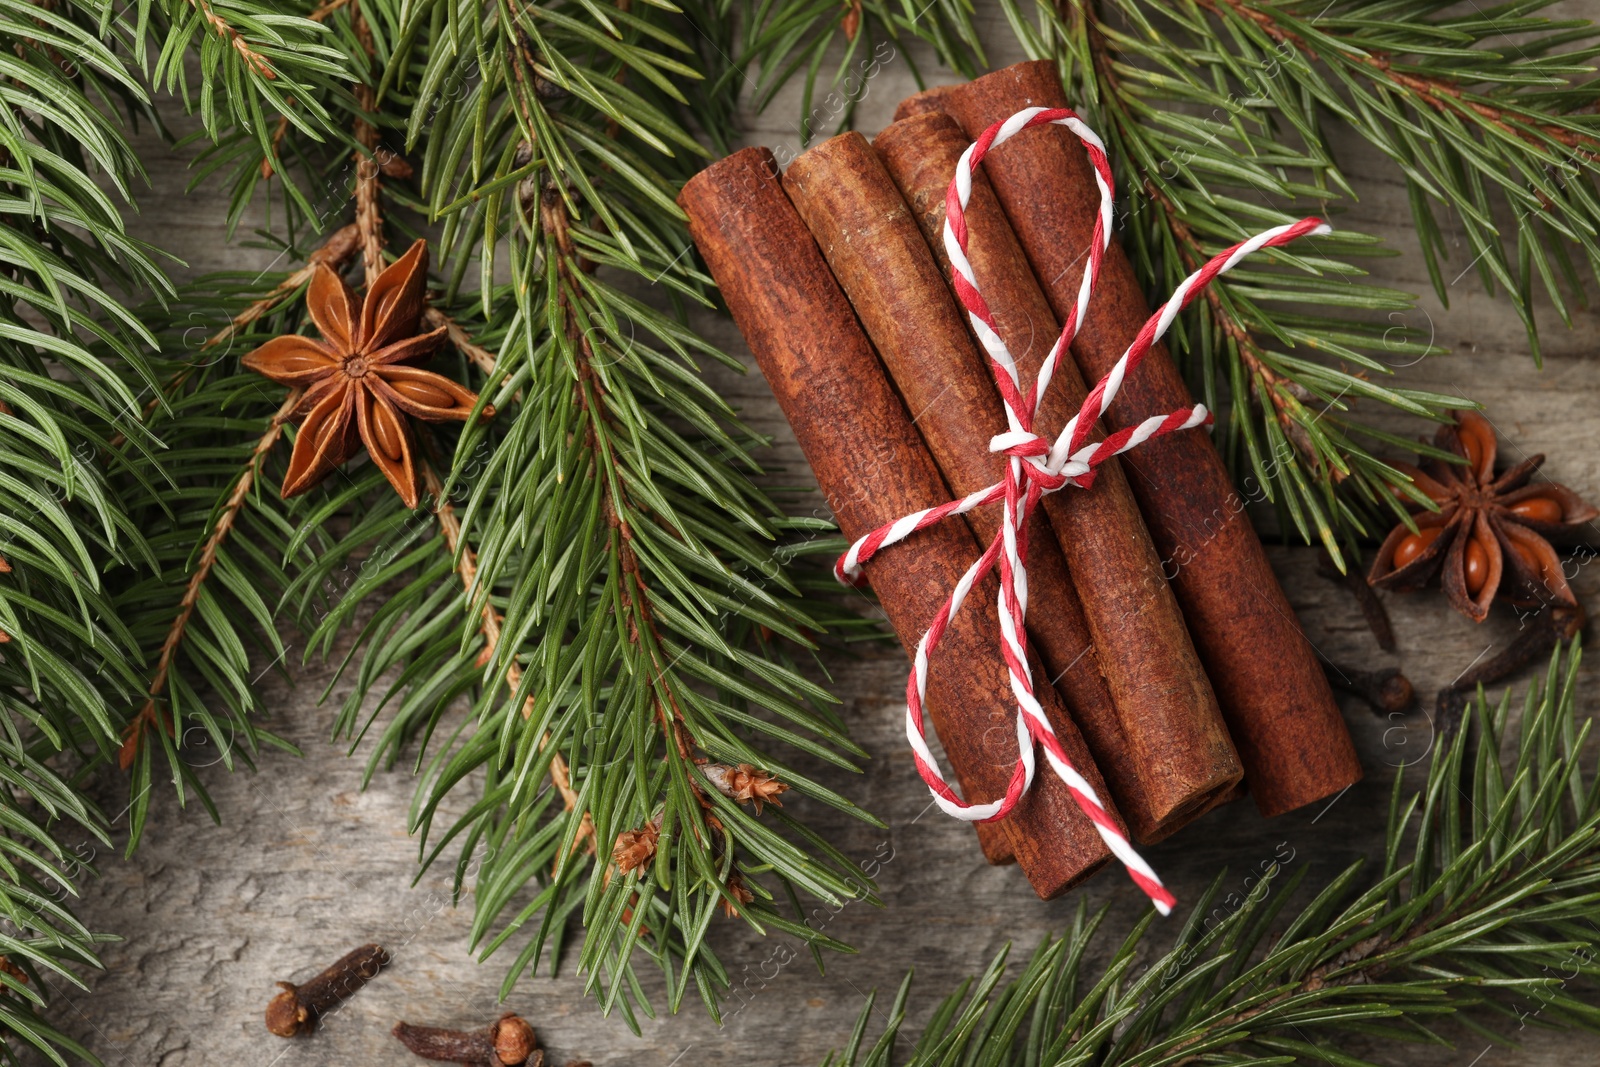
[29,12,1600,1066]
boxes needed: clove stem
[265,943,388,1037]
[1436,603,1585,729]
[1322,662,1415,716]
[393,1012,539,1066]
[1318,550,1397,652]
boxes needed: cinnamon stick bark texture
[891,82,958,119]
[782,133,1122,829]
[679,146,1118,896]
[910,61,1362,817]
[871,115,1242,841]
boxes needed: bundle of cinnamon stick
[678,60,1362,901]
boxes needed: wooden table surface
[33,14,1600,1067]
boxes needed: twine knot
[988,431,1083,492]
[831,105,1331,916]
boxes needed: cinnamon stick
[907,61,1361,817]
[891,82,958,119]
[869,115,1242,840]
[783,134,1123,833]
[679,147,1117,897]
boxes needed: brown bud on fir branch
[722,874,756,919]
[0,955,27,991]
[608,763,785,874]
[612,817,662,876]
[699,761,788,814]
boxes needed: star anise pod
[1368,410,1598,622]
[242,239,493,509]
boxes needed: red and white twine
[833,106,1330,915]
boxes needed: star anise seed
[242,239,494,508]
[1368,410,1597,623]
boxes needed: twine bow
[832,107,1330,915]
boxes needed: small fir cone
[722,874,756,918]
[605,815,662,933]
[700,762,787,814]
[612,817,661,875]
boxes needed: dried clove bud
[393,1012,541,1066]
[1322,662,1414,715]
[265,943,388,1037]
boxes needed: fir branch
[824,639,1600,1067]
[186,0,280,79]
[421,459,591,844]
[144,0,354,151]
[422,308,499,377]
[267,0,890,1025]
[1087,0,1600,364]
[116,388,301,773]
[112,225,362,826]
[734,0,988,146]
[351,0,386,284]
[1196,0,1600,158]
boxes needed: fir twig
[824,639,1600,1067]
[421,308,498,377]
[352,1,385,284]
[187,0,278,79]
[116,222,363,774]
[420,460,592,848]
[118,388,302,771]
